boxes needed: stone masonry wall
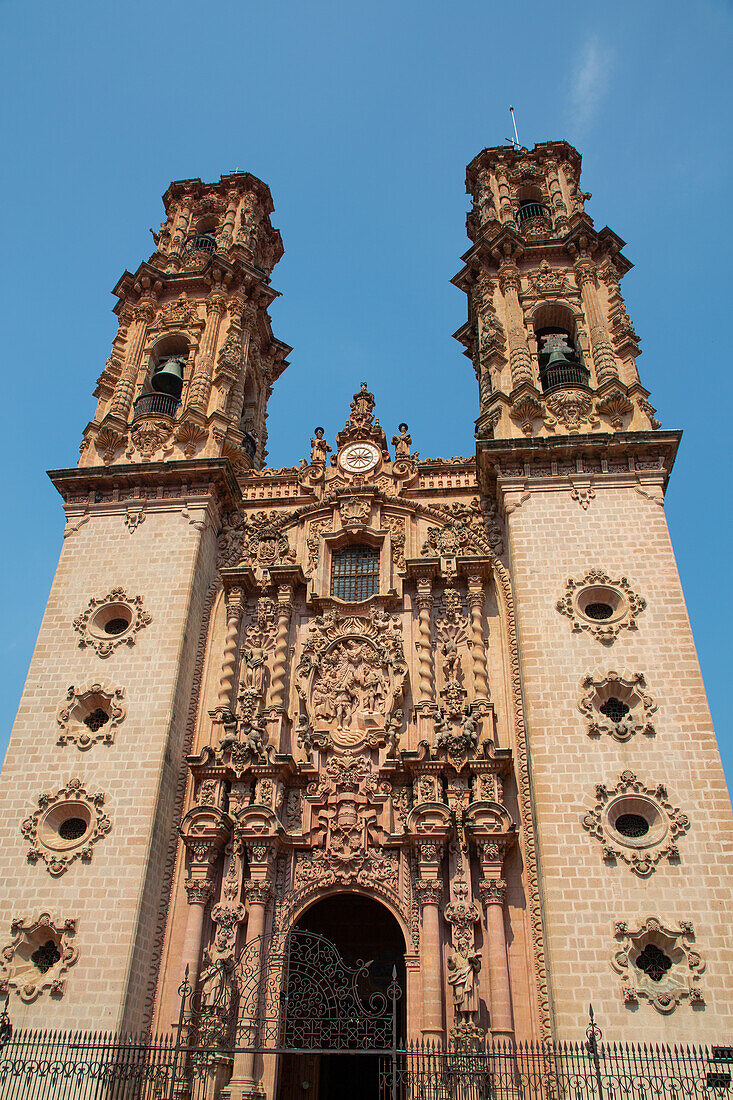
[505,479,733,1040]
[0,497,217,1031]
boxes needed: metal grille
[636,943,673,982]
[600,696,630,722]
[331,546,379,602]
[615,813,649,838]
[84,708,110,732]
[585,602,613,620]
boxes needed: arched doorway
[277,894,406,1100]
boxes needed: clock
[338,441,381,474]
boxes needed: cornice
[475,429,681,493]
[48,457,242,511]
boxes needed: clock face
[339,441,381,474]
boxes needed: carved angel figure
[447,948,481,1015]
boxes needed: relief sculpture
[296,607,407,751]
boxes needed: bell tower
[453,141,733,1038]
[0,171,290,1031]
[453,140,656,439]
[81,172,290,472]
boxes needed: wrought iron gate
[183,928,402,1053]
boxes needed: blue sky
[1,0,731,782]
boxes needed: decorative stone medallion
[582,771,689,876]
[73,587,152,657]
[556,569,646,645]
[0,914,78,1002]
[612,918,705,1013]
[56,682,126,749]
[21,778,111,876]
[579,671,656,741]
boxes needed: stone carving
[556,570,646,645]
[338,497,371,525]
[544,389,598,433]
[386,515,406,572]
[73,587,152,658]
[421,497,503,557]
[0,914,78,1002]
[447,947,481,1015]
[595,388,633,430]
[128,420,172,461]
[570,485,595,510]
[21,778,111,876]
[612,918,704,1013]
[527,261,571,297]
[579,671,657,741]
[391,424,412,458]
[583,771,689,876]
[310,427,332,466]
[296,607,407,751]
[509,394,545,435]
[216,510,295,572]
[306,517,331,575]
[296,754,396,890]
[237,596,277,722]
[56,682,126,750]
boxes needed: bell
[544,346,575,368]
[151,355,185,399]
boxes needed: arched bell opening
[532,303,588,392]
[276,893,407,1100]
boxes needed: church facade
[1,140,732,1082]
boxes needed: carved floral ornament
[582,771,689,877]
[579,671,656,742]
[556,569,646,645]
[56,681,126,750]
[73,587,152,658]
[612,918,704,1013]
[0,914,78,1002]
[21,778,111,877]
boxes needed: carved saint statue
[442,638,462,683]
[447,948,481,1015]
[391,423,412,458]
[310,427,332,466]
[242,643,267,693]
[198,950,235,1014]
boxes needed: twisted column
[187,289,227,415]
[108,298,156,422]
[467,575,490,702]
[575,261,619,385]
[415,578,435,705]
[218,189,240,248]
[218,587,244,710]
[498,265,534,387]
[268,584,293,713]
[170,194,193,254]
[479,876,514,1040]
[414,879,444,1042]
